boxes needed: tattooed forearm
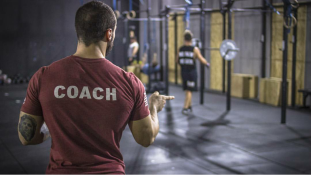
[18,114,37,141]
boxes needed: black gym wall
[0,0,140,78]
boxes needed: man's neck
[74,42,106,59]
[184,41,192,46]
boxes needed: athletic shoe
[182,108,189,115]
[188,106,193,112]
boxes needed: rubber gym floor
[0,84,310,174]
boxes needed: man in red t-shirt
[17,1,174,174]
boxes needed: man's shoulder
[32,56,77,80]
[127,73,145,93]
[126,72,140,82]
[104,60,140,83]
[48,55,72,67]
[106,64,144,96]
[104,59,126,74]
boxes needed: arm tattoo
[18,114,37,141]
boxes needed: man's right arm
[129,92,174,147]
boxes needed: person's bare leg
[183,91,189,109]
[187,91,192,109]
[184,91,192,109]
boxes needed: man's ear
[105,29,113,42]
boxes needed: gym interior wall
[0,0,139,78]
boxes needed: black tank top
[178,46,196,72]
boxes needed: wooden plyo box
[140,73,148,84]
[127,65,149,85]
[259,78,292,106]
[231,74,258,99]
[259,78,267,104]
[231,75,250,98]
[260,78,281,106]
[126,65,136,74]
[248,75,258,99]
[270,77,292,106]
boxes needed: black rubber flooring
[0,84,311,174]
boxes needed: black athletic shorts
[181,69,198,91]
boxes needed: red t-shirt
[21,55,150,174]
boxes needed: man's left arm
[18,111,48,145]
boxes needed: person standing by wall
[128,36,139,65]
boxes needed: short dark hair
[184,30,193,42]
[75,1,117,46]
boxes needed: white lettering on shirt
[54,86,65,98]
[106,88,117,101]
[187,81,195,87]
[54,86,117,100]
[179,51,194,58]
[179,58,194,65]
[184,51,193,57]
[79,86,92,99]
[179,52,184,57]
[144,92,148,106]
[93,87,104,100]
[67,86,78,98]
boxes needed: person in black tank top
[177,30,210,115]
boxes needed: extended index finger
[162,95,175,100]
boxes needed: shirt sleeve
[21,67,44,116]
[131,42,139,49]
[129,73,150,121]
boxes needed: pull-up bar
[168,3,201,8]
[128,18,164,21]
[163,7,214,13]
[169,7,213,12]
[232,8,274,13]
